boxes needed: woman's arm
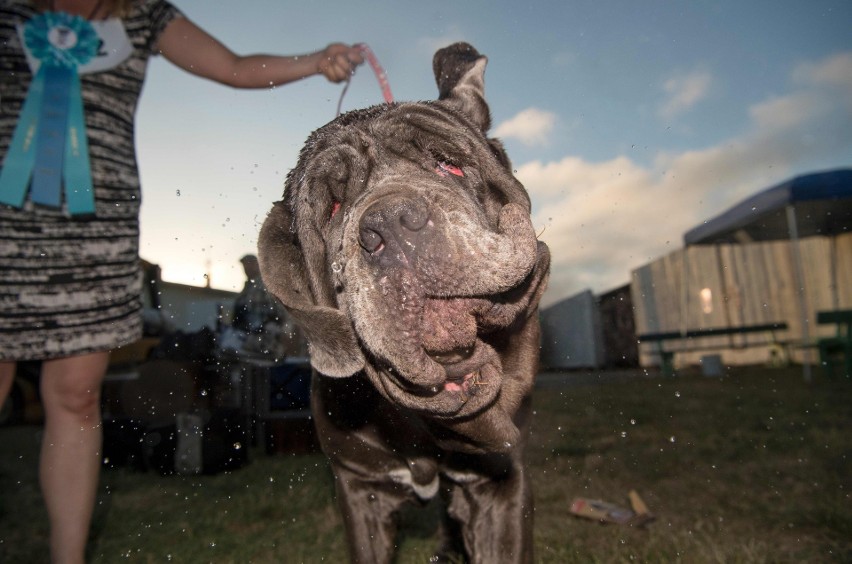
[155,17,363,88]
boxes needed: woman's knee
[43,378,103,419]
[41,354,109,418]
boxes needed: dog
[258,42,550,563]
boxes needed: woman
[0,1,363,561]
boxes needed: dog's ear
[433,42,491,132]
[258,200,365,377]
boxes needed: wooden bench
[816,309,852,379]
[638,322,789,377]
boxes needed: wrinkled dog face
[259,43,549,428]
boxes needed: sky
[135,0,852,308]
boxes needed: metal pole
[786,205,811,382]
[830,237,839,310]
[680,247,689,337]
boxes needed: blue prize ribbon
[0,67,46,208]
[64,70,95,215]
[0,12,98,216]
[31,65,72,208]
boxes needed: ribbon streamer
[0,11,98,215]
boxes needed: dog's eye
[329,201,342,221]
[435,161,464,178]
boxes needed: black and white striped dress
[0,0,182,361]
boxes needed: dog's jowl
[259,42,550,564]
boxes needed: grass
[530,367,851,563]
[1,365,850,563]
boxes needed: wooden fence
[630,232,852,368]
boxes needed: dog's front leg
[333,464,410,564]
[445,463,534,564]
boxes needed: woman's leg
[39,351,110,564]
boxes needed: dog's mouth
[422,297,491,395]
[369,334,501,419]
[365,295,511,418]
[443,372,477,393]
[427,339,487,396]
[357,243,549,419]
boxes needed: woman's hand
[317,43,365,83]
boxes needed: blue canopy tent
[684,169,852,245]
[683,169,852,380]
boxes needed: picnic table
[816,309,852,379]
[638,322,789,377]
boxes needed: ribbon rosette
[0,11,100,215]
[25,11,100,67]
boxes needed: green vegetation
[1,366,849,563]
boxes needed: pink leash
[336,43,393,116]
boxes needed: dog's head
[259,43,549,448]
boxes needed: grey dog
[258,42,550,563]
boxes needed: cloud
[790,51,852,115]
[748,92,823,132]
[658,70,712,120]
[522,53,852,308]
[493,107,557,146]
[792,51,852,89]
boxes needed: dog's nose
[359,195,430,265]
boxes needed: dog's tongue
[443,371,474,393]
